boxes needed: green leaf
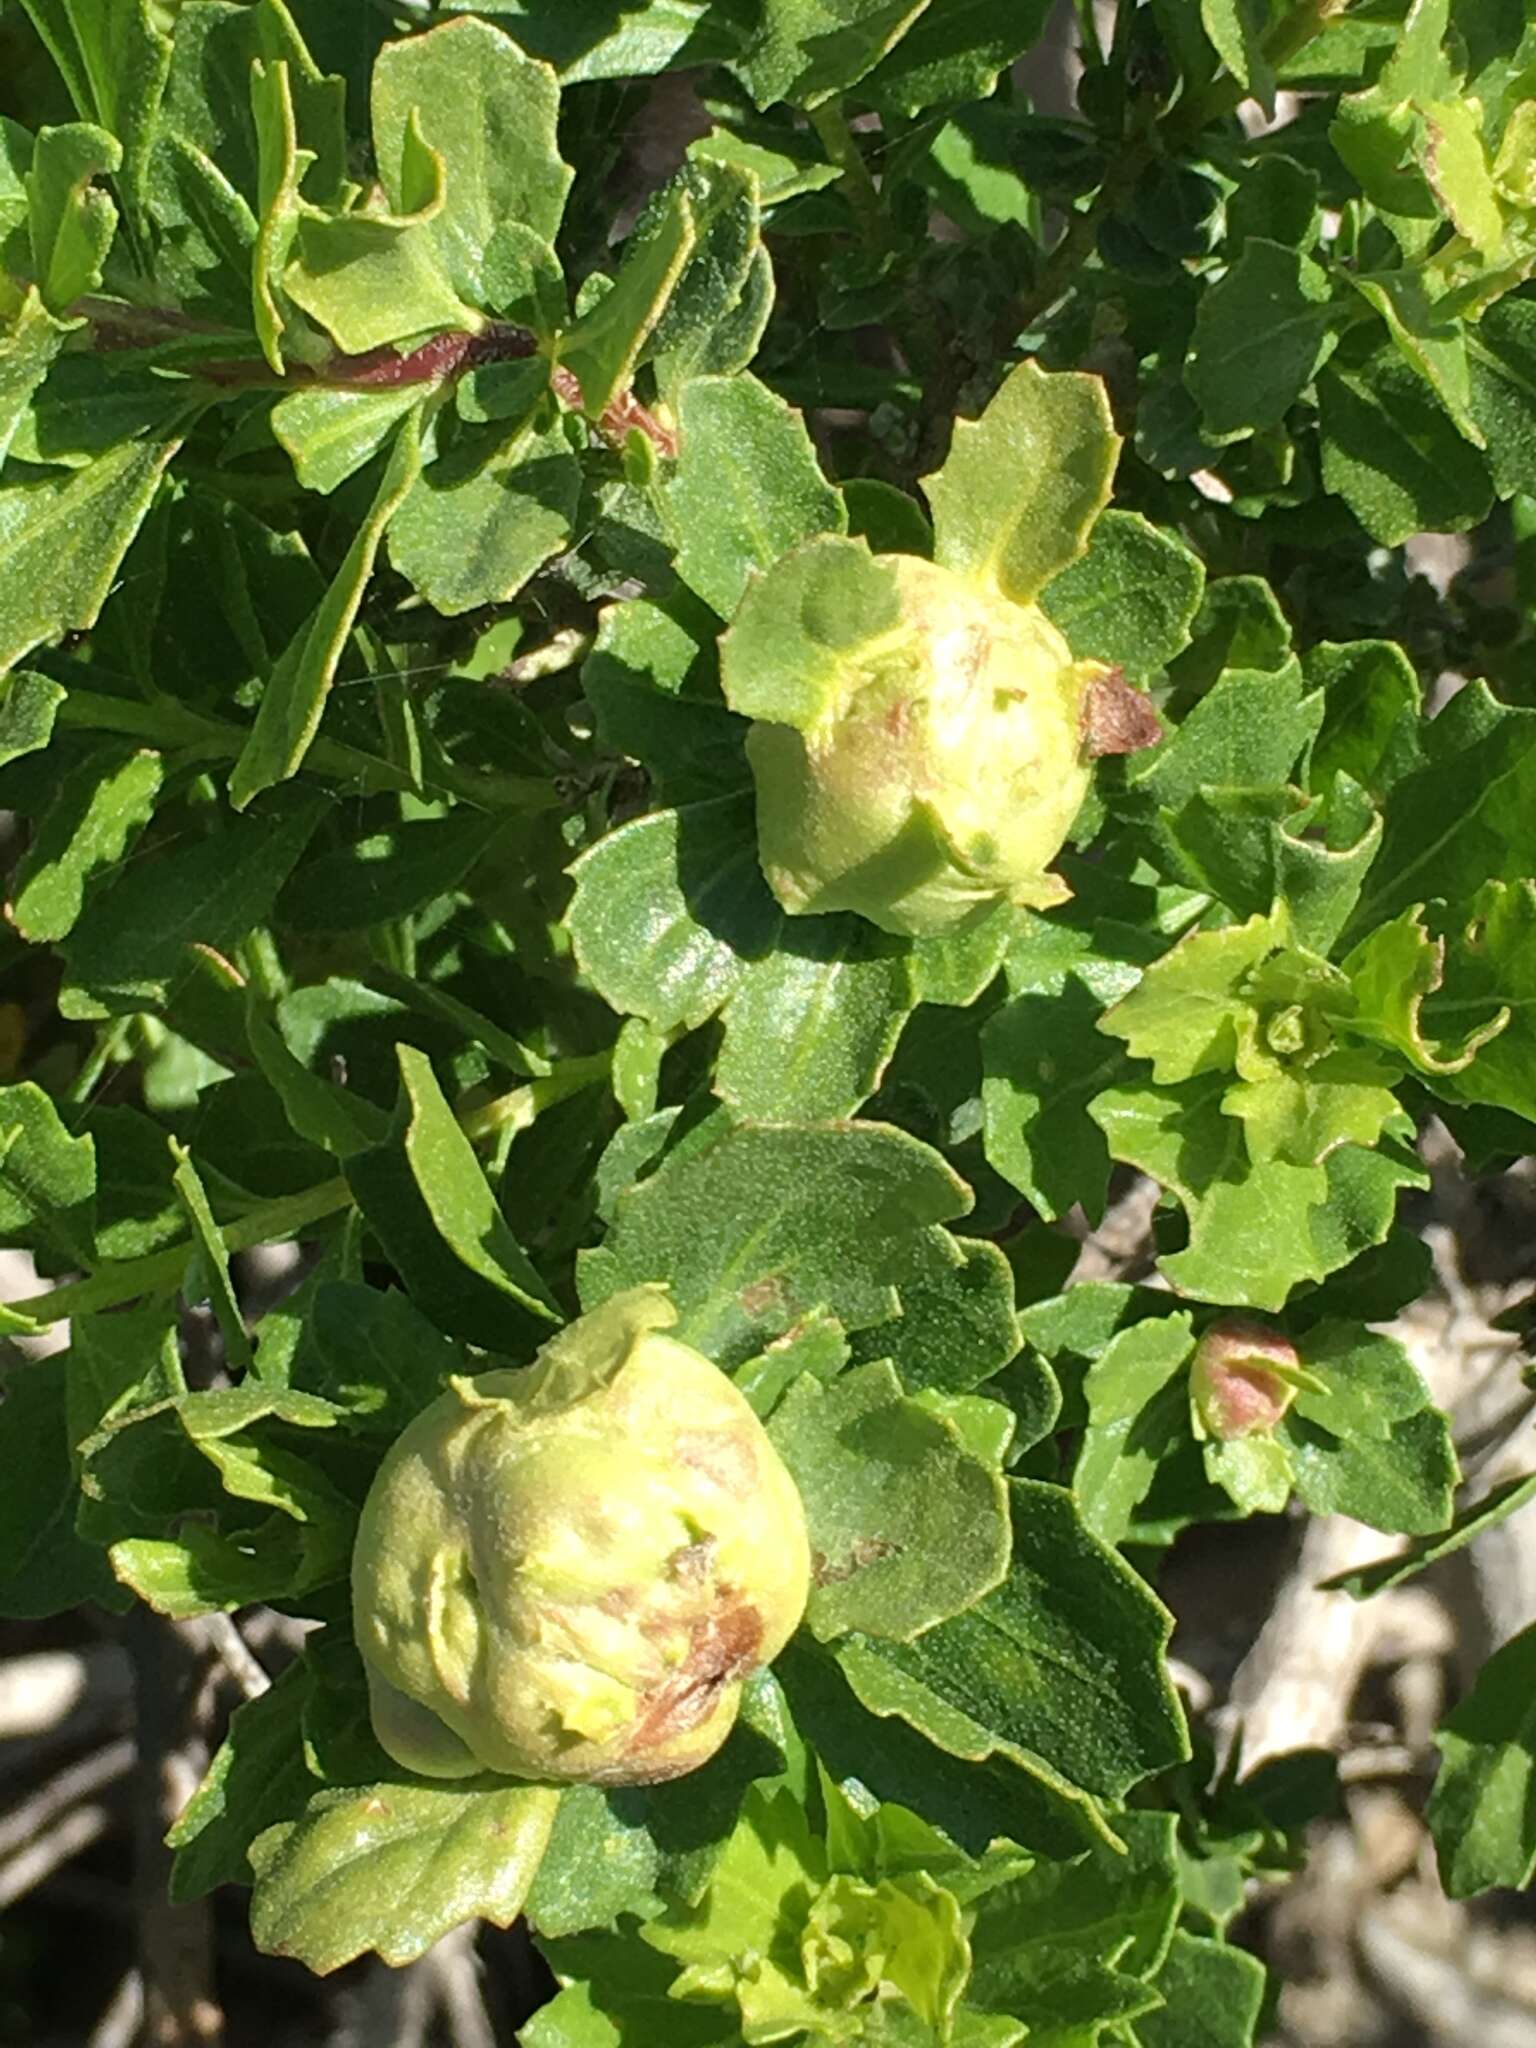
[0,288,66,464]
[714,917,915,1119]
[666,372,847,619]
[1324,1472,1536,1600]
[688,124,837,207]
[581,592,748,804]
[618,1791,825,2021]
[982,975,1130,1224]
[579,1117,972,1369]
[229,406,422,807]
[524,1951,734,2048]
[1349,267,1483,448]
[1287,1322,1434,1443]
[271,384,424,495]
[1075,1315,1197,1544]
[567,795,781,1033]
[863,0,1056,116]
[292,1278,467,1432]
[371,17,570,307]
[19,0,171,216]
[1133,1930,1266,2048]
[1096,911,1281,1086]
[0,432,183,674]
[1328,0,1456,251]
[0,1079,96,1268]
[1318,351,1493,546]
[249,55,312,373]
[1039,509,1205,683]
[11,349,198,469]
[1425,882,1536,1123]
[24,119,120,310]
[447,0,748,83]
[1226,154,1320,250]
[846,1231,1021,1396]
[1347,682,1536,936]
[1285,1403,1456,1535]
[559,186,696,415]
[279,814,501,934]
[1201,0,1273,105]
[110,1515,328,1620]
[1159,785,1383,955]
[388,415,579,615]
[346,1042,560,1349]
[169,1138,254,1373]
[9,741,161,943]
[718,533,900,727]
[60,793,326,1020]
[1304,638,1423,800]
[777,1637,1106,1861]
[1090,1078,1326,1310]
[1167,576,1292,698]
[1428,1621,1536,1896]
[923,361,1119,607]
[734,0,931,108]
[1343,902,1507,1078]
[1420,95,1504,257]
[168,1660,315,1900]
[0,1353,123,1617]
[1130,659,1321,813]
[769,1360,1011,1641]
[1186,240,1338,436]
[967,1809,1179,2011]
[837,1497,1185,1826]
[843,476,934,557]
[249,1778,561,1972]
[645,162,765,395]
[284,167,476,356]
[1467,294,1536,498]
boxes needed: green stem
[460,1053,613,1142]
[6,1175,353,1329]
[1169,0,1345,144]
[1008,145,1145,333]
[1072,0,1104,65]
[6,1056,613,1330]
[55,687,557,813]
[809,102,884,244]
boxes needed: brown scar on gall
[616,1600,766,1775]
[1081,667,1164,759]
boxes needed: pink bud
[1191,1320,1299,1440]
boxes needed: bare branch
[190,1614,271,1702]
[89,1971,145,2048]
[0,1737,134,1862]
[0,1802,111,1909]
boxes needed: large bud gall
[351,1287,810,1787]
[725,544,1124,938]
[1190,1320,1299,1441]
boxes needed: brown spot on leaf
[740,1274,790,1318]
[811,1537,897,1586]
[362,1798,391,1818]
[1081,668,1163,758]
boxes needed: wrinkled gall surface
[352,1286,810,1785]
[725,548,1112,937]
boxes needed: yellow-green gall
[351,1287,810,1787]
[727,549,1154,938]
